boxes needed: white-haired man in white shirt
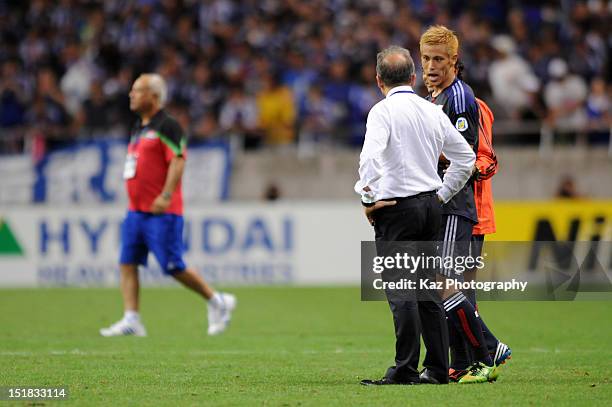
[356,45,475,386]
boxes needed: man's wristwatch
[361,190,376,207]
[162,191,172,200]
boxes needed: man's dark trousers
[373,192,449,383]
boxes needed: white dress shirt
[355,85,475,203]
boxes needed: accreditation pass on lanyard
[123,152,138,179]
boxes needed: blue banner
[33,140,231,203]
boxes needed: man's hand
[469,164,481,181]
[439,154,450,174]
[364,200,397,226]
[151,194,171,214]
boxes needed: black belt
[382,190,437,202]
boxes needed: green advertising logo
[0,218,24,255]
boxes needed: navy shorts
[470,234,485,258]
[438,214,474,278]
[119,211,186,275]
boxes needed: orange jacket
[473,98,497,235]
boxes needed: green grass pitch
[1,287,611,406]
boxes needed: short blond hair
[419,25,459,58]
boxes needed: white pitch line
[1,348,609,357]
[0,349,383,357]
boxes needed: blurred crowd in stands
[0,0,609,155]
